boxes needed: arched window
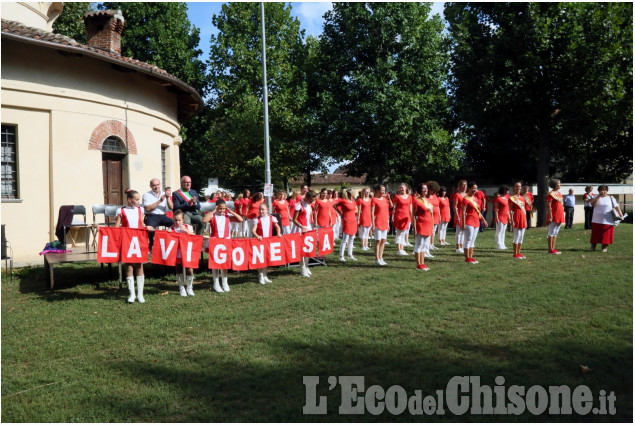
[101,136,127,154]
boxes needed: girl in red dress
[272,190,291,234]
[331,189,341,240]
[315,188,333,230]
[239,189,251,236]
[244,192,264,238]
[546,179,565,254]
[392,183,413,256]
[461,182,487,264]
[438,186,451,246]
[493,185,510,250]
[289,190,300,233]
[453,180,467,253]
[371,184,393,266]
[426,180,441,254]
[356,187,372,251]
[509,181,527,259]
[413,183,434,271]
[335,189,359,261]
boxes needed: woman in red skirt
[589,185,624,252]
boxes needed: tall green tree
[100,2,208,95]
[445,2,632,224]
[52,2,94,44]
[206,2,326,192]
[318,2,458,185]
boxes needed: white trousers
[513,228,526,244]
[414,234,430,253]
[547,222,562,237]
[340,233,355,257]
[358,225,371,239]
[463,225,478,249]
[395,228,408,245]
[455,225,464,245]
[495,222,507,248]
[439,222,449,240]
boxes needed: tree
[445,2,632,225]
[317,2,459,186]
[206,2,327,193]
[52,2,93,44]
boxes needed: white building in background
[1,2,202,265]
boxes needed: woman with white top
[589,185,624,252]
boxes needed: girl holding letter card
[116,190,154,304]
[170,210,196,297]
[252,203,282,284]
[203,199,243,293]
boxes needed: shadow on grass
[14,263,313,302]
[98,334,632,422]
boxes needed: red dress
[452,193,466,226]
[246,200,263,220]
[272,199,290,227]
[329,197,338,224]
[429,194,440,225]
[509,196,527,229]
[493,196,510,225]
[357,197,372,227]
[462,196,480,228]
[336,199,358,236]
[439,197,451,222]
[392,195,413,231]
[414,198,434,237]
[546,191,565,224]
[371,197,390,231]
[315,199,332,227]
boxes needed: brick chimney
[83,10,125,55]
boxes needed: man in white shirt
[563,188,576,229]
[143,178,174,248]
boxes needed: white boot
[258,271,266,285]
[126,276,136,303]
[136,275,145,303]
[178,274,187,297]
[263,267,272,283]
[212,270,223,293]
[186,275,195,296]
[221,271,230,292]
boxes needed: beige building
[1,3,202,265]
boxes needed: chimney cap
[83,9,125,24]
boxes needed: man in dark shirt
[172,176,203,235]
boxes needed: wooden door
[102,153,123,206]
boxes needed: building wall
[0,2,63,31]
[1,40,184,265]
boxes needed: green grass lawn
[2,225,632,422]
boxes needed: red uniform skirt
[590,223,615,245]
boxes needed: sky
[186,2,446,64]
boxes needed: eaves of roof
[1,19,203,122]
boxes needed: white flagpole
[261,2,272,210]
